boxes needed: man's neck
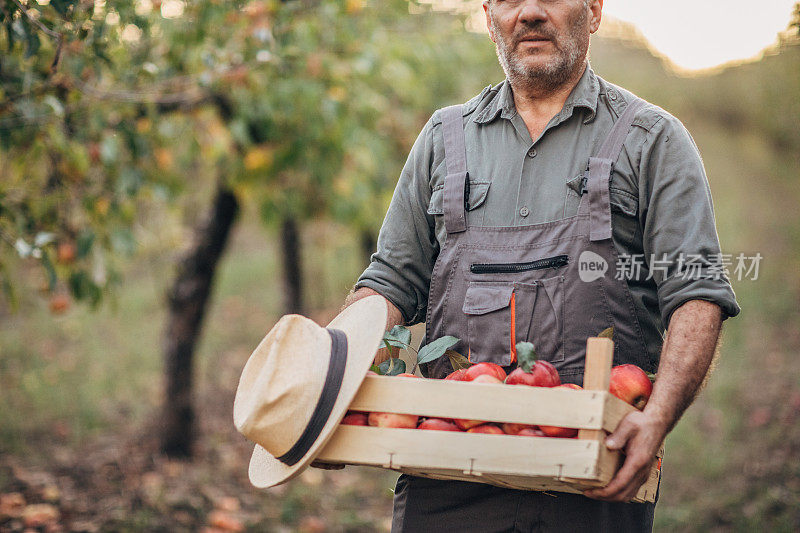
[509,61,588,142]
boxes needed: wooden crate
[316,337,662,503]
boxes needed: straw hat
[233,295,387,488]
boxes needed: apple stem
[515,341,538,372]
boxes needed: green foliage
[0,0,501,311]
[383,324,412,350]
[416,335,458,365]
[378,356,406,376]
[597,326,614,339]
[381,325,459,373]
[446,349,470,371]
[515,341,538,372]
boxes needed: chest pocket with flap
[427,181,491,216]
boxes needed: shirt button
[527,148,537,158]
[608,90,617,101]
[520,206,530,217]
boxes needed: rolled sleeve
[639,113,741,329]
[355,117,439,325]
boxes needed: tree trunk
[280,215,304,315]
[161,185,239,458]
[360,229,376,269]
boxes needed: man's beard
[490,7,590,93]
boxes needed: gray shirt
[356,63,740,336]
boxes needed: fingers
[584,453,652,502]
[605,415,637,451]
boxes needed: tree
[1,0,502,457]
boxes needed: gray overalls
[394,99,657,532]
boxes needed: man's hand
[585,299,723,503]
[583,410,666,502]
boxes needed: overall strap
[441,105,468,234]
[585,98,645,242]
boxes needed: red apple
[454,418,485,431]
[609,364,652,410]
[501,423,536,435]
[418,418,461,432]
[368,412,418,429]
[341,411,368,426]
[517,427,546,437]
[444,369,468,381]
[471,374,503,384]
[467,424,504,435]
[538,425,578,438]
[464,362,507,382]
[505,342,560,387]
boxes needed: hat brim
[247,295,388,488]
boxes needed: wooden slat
[350,375,607,429]
[316,425,601,479]
[578,337,614,442]
[602,392,637,432]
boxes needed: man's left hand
[583,410,667,502]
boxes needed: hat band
[276,328,348,466]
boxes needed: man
[343,0,740,531]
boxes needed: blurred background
[1,0,798,531]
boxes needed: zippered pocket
[470,254,569,274]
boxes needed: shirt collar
[473,62,600,125]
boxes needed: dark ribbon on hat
[276,328,348,466]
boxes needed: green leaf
[40,251,57,291]
[68,270,102,306]
[76,230,94,259]
[597,327,614,339]
[378,357,406,376]
[515,341,538,372]
[446,350,471,372]
[383,325,412,349]
[416,335,459,365]
[370,364,381,375]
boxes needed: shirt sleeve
[638,112,742,329]
[355,116,439,325]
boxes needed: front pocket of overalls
[526,275,566,364]
[462,283,516,367]
[462,276,566,365]
[461,282,542,367]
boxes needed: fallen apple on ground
[609,364,652,410]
